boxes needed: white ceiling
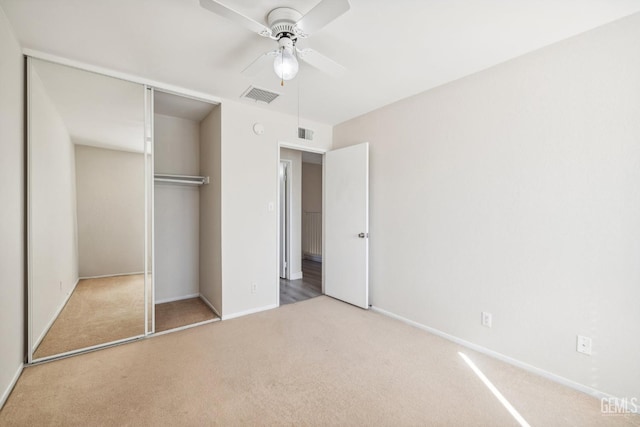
[5,0,640,125]
[154,90,217,122]
[31,58,145,153]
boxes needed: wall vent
[298,127,314,141]
[241,86,280,104]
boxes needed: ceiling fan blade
[294,0,350,37]
[297,48,346,78]
[199,0,272,37]
[242,50,279,76]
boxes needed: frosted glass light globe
[274,47,299,81]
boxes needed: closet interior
[153,90,222,332]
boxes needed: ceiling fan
[199,0,350,85]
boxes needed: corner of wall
[0,3,25,410]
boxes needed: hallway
[280,260,322,305]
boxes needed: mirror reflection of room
[29,59,147,360]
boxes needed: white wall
[154,114,200,302]
[220,100,332,317]
[0,5,24,407]
[200,106,222,312]
[280,148,302,279]
[29,68,79,351]
[75,144,145,278]
[333,13,640,400]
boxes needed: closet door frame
[144,85,155,335]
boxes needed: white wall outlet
[59,281,63,291]
[481,312,492,328]
[251,282,257,294]
[577,335,592,355]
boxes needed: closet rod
[154,174,209,185]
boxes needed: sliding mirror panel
[27,58,150,362]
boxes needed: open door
[324,142,369,309]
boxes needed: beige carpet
[33,275,145,359]
[155,297,218,333]
[3,296,638,426]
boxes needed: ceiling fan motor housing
[267,7,302,40]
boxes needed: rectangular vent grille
[298,127,314,141]
[241,86,280,104]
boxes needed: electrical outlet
[577,335,592,355]
[251,282,257,294]
[59,281,62,291]
[481,312,492,328]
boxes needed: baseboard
[370,305,637,414]
[152,318,220,337]
[155,293,199,305]
[304,254,322,262]
[222,303,278,321]
[198,293,221,318]
[29,335,145,365]
[0,363,23,410]
[290,271,303,280]
[32,277,80,353]
[79,271,144,280]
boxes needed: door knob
[358,232,368,238]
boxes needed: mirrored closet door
[27,58,152,362]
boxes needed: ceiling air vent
[241,86,280,104]
[298,127,314,141]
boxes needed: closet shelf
[154,174,209,186]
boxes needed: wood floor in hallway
[280,259,322,305]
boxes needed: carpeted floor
[4,296,638,426]
[155,297,218,332]
[33,275,146,359]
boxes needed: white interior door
[324,142,369,309]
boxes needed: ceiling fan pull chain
[280,47,285,86]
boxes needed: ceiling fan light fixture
[274,47,299,81]
[274,44,298,81]
[199,0,351,82]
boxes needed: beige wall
[29,67,79,352]
[200,106,222,313]
[154,113,200,175]
[154,114,200,302]
[302,162,322,259]
[0,5,24,407]
[280,148,302,278]
[302,162,322,213]
[220,100,332,317]
[75,145,145,278]
[334,13,640,400]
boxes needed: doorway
[278,148,324,305]
[279,160,290,279]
